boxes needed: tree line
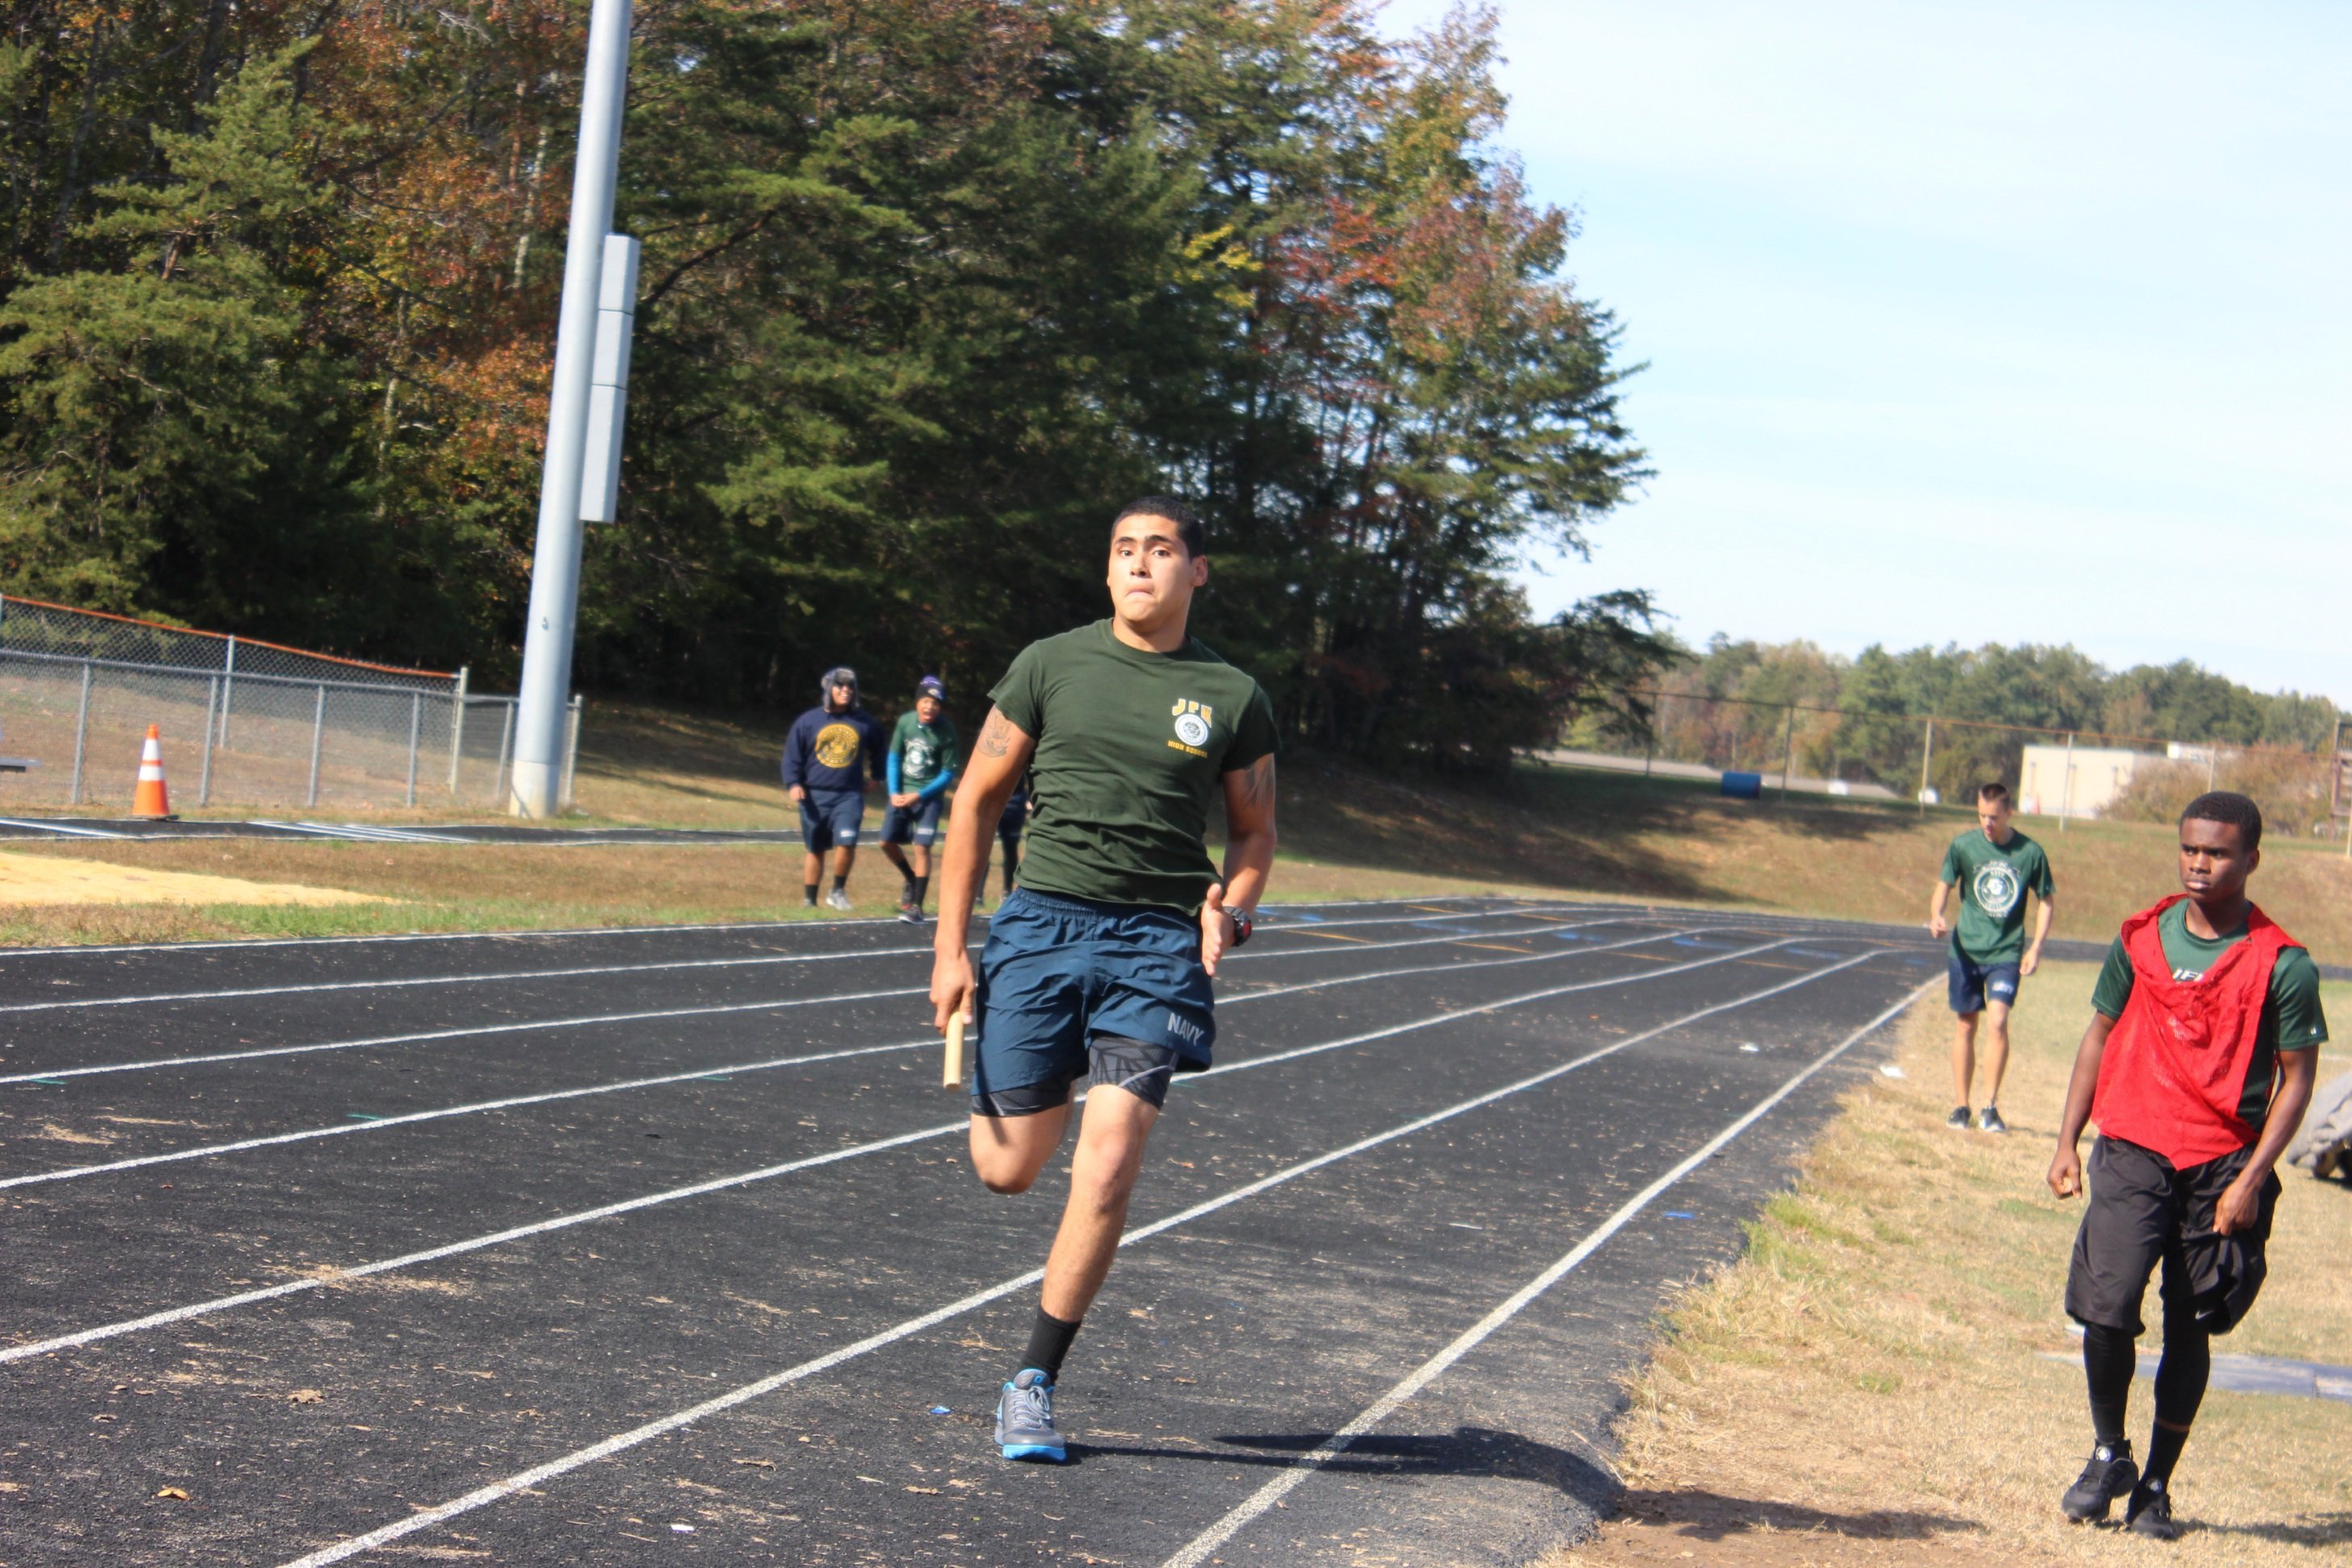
[0,1,1665,769]
[1579,635,2345,821]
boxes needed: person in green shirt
[879,675,960,923]
[928,496,1278,1464]
[1927,782,2054,1133]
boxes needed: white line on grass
[0,910,1645,1086]
[0,903,1607,1015]
[1157,979,1937,1568]
[265,950,1898,1567]
[2,940,1875,1367]
[0,923,1743,1187]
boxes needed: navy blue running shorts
[971,888,1214,1117]
[881,795,945,846]
[798,787,864,853]
[1947,953,2020,1015]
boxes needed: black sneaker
[1945,1106,1972,1131]
[2060,1443,2137,1522]
[1978,1105,2009,1134]
[2125,1478,2179,1540]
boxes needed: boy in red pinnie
[2046,791,2325,1540]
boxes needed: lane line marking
[1157,979,1937,1568]
[0,924,1733,1187]
[0,904,1612,1015]
[0,913,1653,1086]
[2,940,1878,1367]
[0,895,1576,962]
[264,950,1900,1568]
[0,817,131,839]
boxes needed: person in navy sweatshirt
[780,666,885,911]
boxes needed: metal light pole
[511,0,632,818]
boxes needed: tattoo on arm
[1233,755,1275,815]
[977,710,1015,758]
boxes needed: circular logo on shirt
[1971,861,2023,919]
[1174,712,1211,748]
[812,722,863,770]
[904,736,936,776]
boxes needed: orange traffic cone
[131,724,175,819]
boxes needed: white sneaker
[825,888,853,912]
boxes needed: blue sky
[1378,1,2351,702]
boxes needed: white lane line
[1157,980,1936,1568]
[0,923,1728,1186]
[0,895,1555,961]
[0,817,132,839]
[2,939,1875,1367]
[0,903,1604,1015]
[0,911,1645,1084]
[265,951,1900,1568]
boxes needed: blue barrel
[1720,770,1763,799]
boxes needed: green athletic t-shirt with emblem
[1937,828,2053,964]
[989,620,1278,914]
[890,711,959,791]
[2090,902,2329,1129]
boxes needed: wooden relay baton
[942,1011,969,1091]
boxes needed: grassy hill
[2,695,2346,960]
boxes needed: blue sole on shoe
[1001,1442,1065,1462]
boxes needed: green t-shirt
[1937,828,2054,964]
[890,711,959,791]
[989,620,1278,913]
[2090,901,2329,1128]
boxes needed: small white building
[2018,744,2155,819]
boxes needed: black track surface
[0,898,1950,1566]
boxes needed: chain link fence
[1553,691,2351,841]
[0,594,578,815]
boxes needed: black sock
[913,874,929,906]
[1021,1307,1082,1380]
[2145,1321,2209,1484]
[2082,1322,2136,1450]
[803,883,819,907]
[832,874,847,893]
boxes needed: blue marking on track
[1412,921,1480,933]
[1787,946,1845,958]
[1671,937,1733,949]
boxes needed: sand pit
[0,849,388,907]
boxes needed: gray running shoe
[995,1369,1065,1462]
[2125,1478,2179,1540]
[825,887,853,912]
[1945,1106,1971,1131]
[2061,1443,2137,1522]
[1978,1105,2009,1134]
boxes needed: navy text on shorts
[1947,953,2021,1015]
[881,795,945,846]
[973,888,1215,1108]
[798,786,864,853]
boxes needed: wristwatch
[1228,907,1253,947]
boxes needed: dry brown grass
[1552,964,2352,1567]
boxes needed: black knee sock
[2082,1323,2136,1450]
[832,873,847,893]
[2145,1323,2209,1484]
[913,874,929,906]
[803,882,819,907]
[1021,1307,1082,1380]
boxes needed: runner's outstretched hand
[931,948,975,1034]
[1199,882,1232,978]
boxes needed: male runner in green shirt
[1928,782,2054,1132]
[929,496,1279,1463]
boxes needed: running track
[0,898,1948,1565]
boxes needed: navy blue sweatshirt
[780,706,885,793]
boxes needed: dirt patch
[0,849,386,907]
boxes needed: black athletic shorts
[970,1035,1192,1118]
[2064,1135,2279,1337]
